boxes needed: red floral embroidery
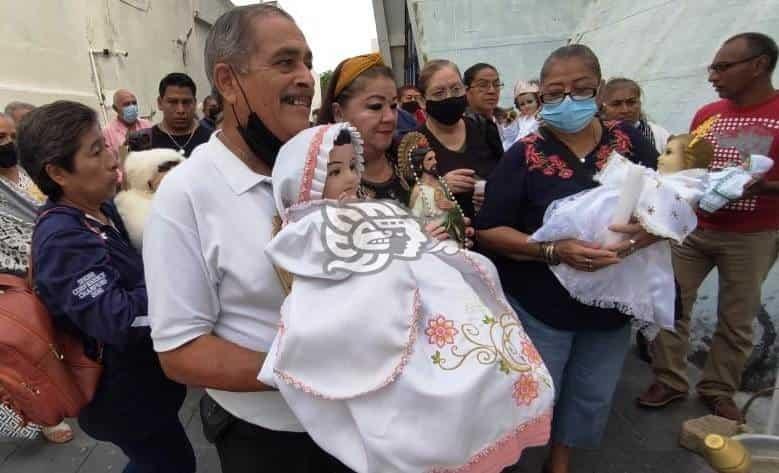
[521,341,543,366]
[425,315,459,348]
[595,144,612,170]
[513,373,540,406]
[525,141,574,180]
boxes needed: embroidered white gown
[260,200,554,473]
[530,153,708,329]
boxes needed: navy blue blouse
[476,120,659,331]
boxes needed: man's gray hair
[4,101,35,122]
[204,4,293,87]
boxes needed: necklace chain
[160,122,197,154]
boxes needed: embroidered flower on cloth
[426,315,459,348]
[512,373,540,406]
[521,341,543,366]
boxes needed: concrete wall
[0,0,232,124]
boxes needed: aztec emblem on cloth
[321,200,457,275]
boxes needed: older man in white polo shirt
[143,5,352,472]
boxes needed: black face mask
[401,101,421,114]
[425,95,467,126]
[0,142,18,168]
[231,69,283,168]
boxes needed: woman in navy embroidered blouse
[476,45,659,473]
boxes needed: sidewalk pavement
[1,346,771,473]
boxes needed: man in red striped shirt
[639,32,779,422]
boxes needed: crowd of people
[0,3,777,473]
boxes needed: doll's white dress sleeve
[699,154,774,213]
[530,154,708,329]
[262,200,554,473]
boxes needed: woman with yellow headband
[317,53,412,203]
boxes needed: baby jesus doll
[530,131,714,330]
[259,123,553,473]
[399,132,467,246]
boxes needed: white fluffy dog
[114,148,183,250]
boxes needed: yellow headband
[334,53,385,98]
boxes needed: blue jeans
[508,296,631,449]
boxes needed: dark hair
[463,63,498,87]
[725,32,778,74]
[17,101,98,201]
[540,44,602,84]
[333,128,352,146]
[317,58,395,125]
[418,59,461,95]
[398,84,420,96]
[159,72,197,98]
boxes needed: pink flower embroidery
[513,373,540,406]
[521,341,543,366]
[426,315,459,348]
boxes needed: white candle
[602,166,644,247]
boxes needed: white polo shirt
[143,133,303,432]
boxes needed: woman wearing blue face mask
[475,45,659,473]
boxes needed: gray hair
[540,44,602,84]
[204,4,294,87]
[4,101,35,122]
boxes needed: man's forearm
[158,334,272,392]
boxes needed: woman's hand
[604,222,662,257]
[555,239,620,272]
[425,222,448,240]
[472,190,485,212]
[443,168,476,194]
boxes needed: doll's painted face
[323,143,360,200]
[658,136,688,174]
[422,150,438,175]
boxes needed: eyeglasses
[540,88,598,105]
[707,54,764,73]
[606,97,640,108]
[469,80,504,92]
[427,85,466,101]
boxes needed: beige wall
[0,0,232,124]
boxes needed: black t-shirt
[360,151,412,206]
[475,120,659,331]
[420,117,502,219]
[127,124,212,157]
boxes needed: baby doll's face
[323,143,360,200]
[658,137,687,174]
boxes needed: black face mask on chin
[230,68,283,168]
[425,95,467,126]
[0,142,18,168]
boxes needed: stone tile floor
[1,346,772,473]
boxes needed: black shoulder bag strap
[536,125,599,189]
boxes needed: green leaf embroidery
[431,351,442,365]
[499,359,511,374]
[482,315,495,325]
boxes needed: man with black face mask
[200,95,221,131]
[399,84,426,125]
[143,5,352,473]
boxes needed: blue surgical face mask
[538,96,597,133]
[122,104,139,124]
